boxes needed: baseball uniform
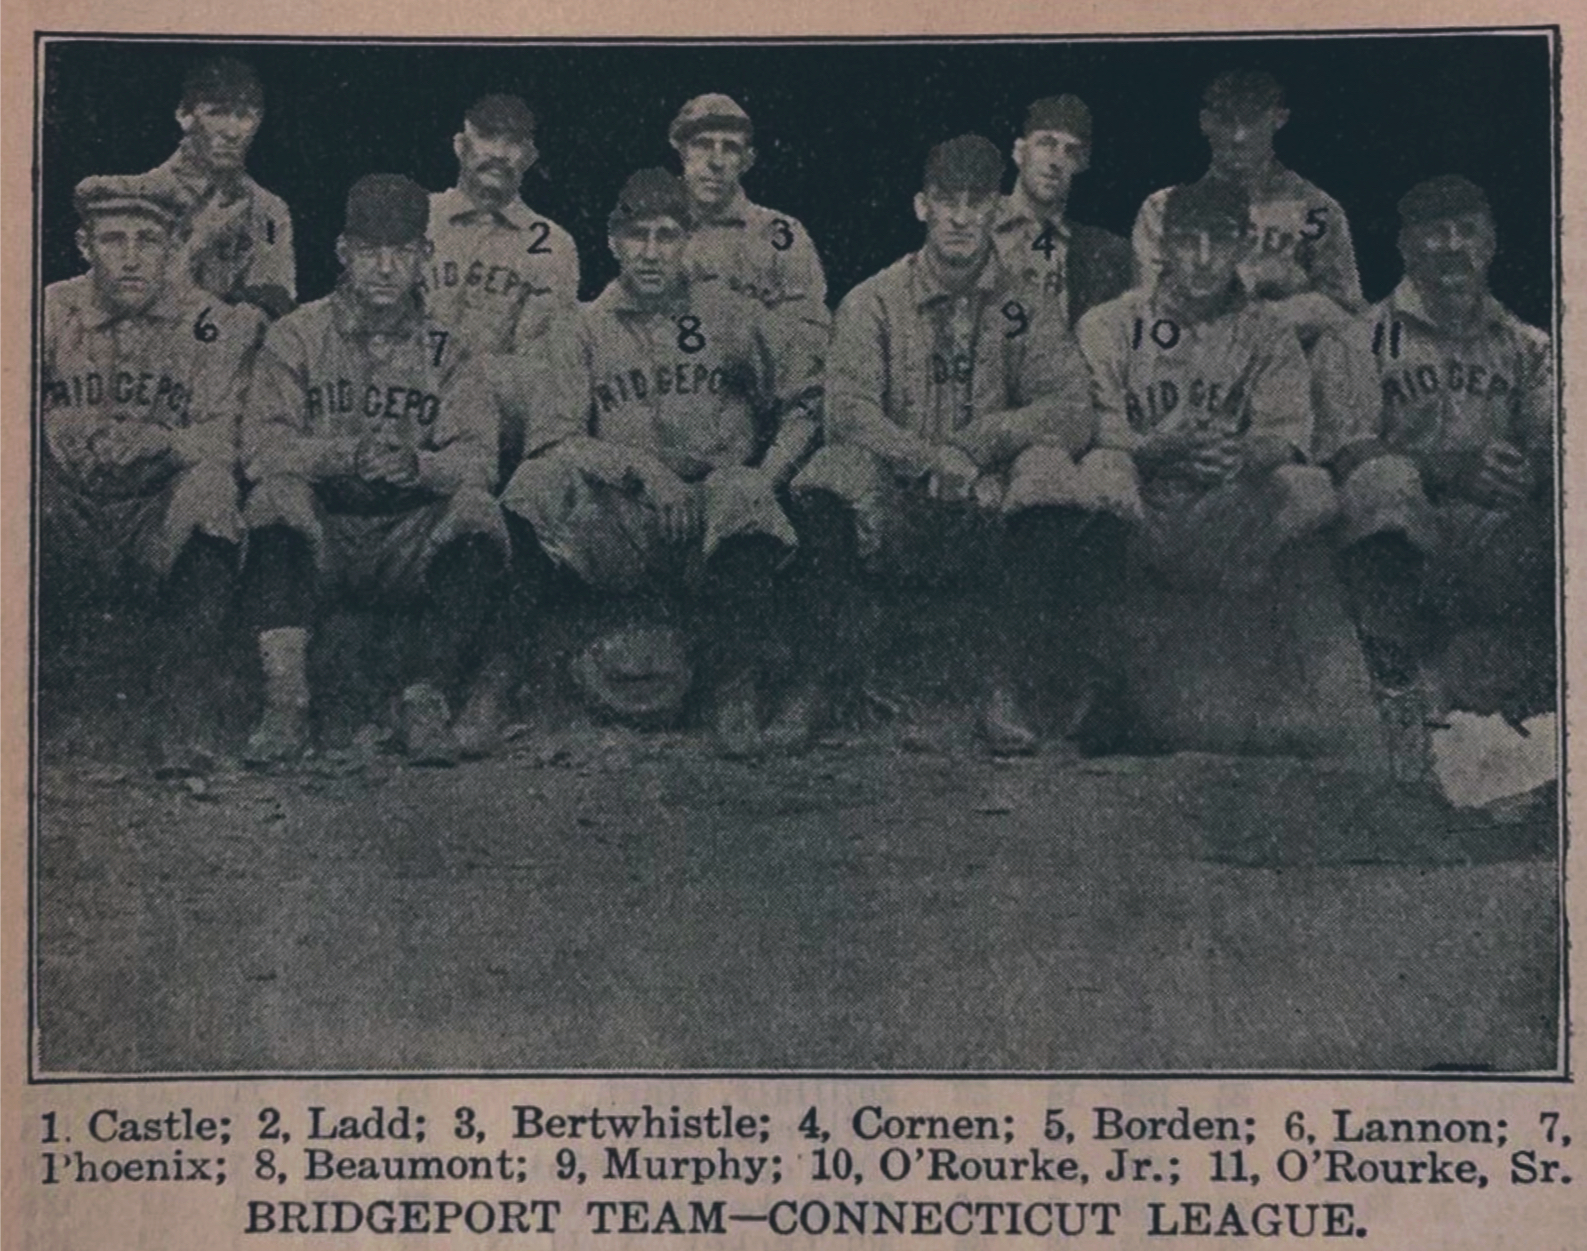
[41,271,264,588]
[424,187,581,357]
[683,189,828,316]
[243,286,504,600]
[503,276,823,592]
[993,185,1134,329]
[1077,284,1338,590]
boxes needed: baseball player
[40,171,267,774]
[240,174,507,767]
[994,94,1134,329]
[790,135,1127,755]
[149,55,297,319]
[1313,176,1554,771]
[425,94,581,359]
[1132,70,1364,347]
[669,94,829,319]
[501,168,824,758]
[1077,178,1338,595]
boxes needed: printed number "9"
[193,307,219,343]
[1002,300,1029,339]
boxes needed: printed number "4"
[193,307,219,343]
[1031,223,1061,261]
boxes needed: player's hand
[355,431,420,488]
[1139,423,1213,475]
[642,466,700,544]
[929,445,980,504]
[1471,440,1533,510]
[88,420,162,469]
[1190,434,1244,486]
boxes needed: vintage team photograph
[29,30,1562,1075]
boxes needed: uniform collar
[435,184,538,229]
[331,283,425,339]
[162,139,250,203]
[688,187,752,229]
[81,276,187,330]
[995,185,1070,237]
[600,274,693,316]
[1390,278,1511,337]
[909,247,1010,309]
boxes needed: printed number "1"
[676,316,706,353]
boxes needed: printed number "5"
[193,307,219,343]
[1002,300,1029,339]
[770,219,795,252]
[677,315,706,353]
[1300,207,1329,241]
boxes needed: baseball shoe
[980,683,1038,757]
[712,671,764,761]
[453,660,512,760]
[401,682,459,767]
[244,703,310,767]
[763,680,826,755]
[1377,680,1433,785]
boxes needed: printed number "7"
[427,329,449,367]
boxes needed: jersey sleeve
[183,303,268,470]
[827,284,934,477]
[509,224,582,355]
[750,298,826,480]
[1130,189,1169,290]
[1305,193,1365,313]
[773,216,828,311]
[1245,319,1314,458]
[1309,318,1384,465]
[249,192,298,305]
[488,321,590,472]
[417,356,498,493]
[1512,325,1555,481]
[1076,302,1139,452]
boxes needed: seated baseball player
[500,169,824,758]
[790,135,1126,756]
[1077,178,1338,598]
[1313,176,1554,761]
[40,171,266,775]
[240,174,508,767]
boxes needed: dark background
[40,33,1555,324]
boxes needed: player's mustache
[475,159,513,176]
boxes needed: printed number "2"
[193,307,219,343]
[676,316,706,353]
[770,219,795,252]
[1002,300,1029,339]
[525,222,553,255]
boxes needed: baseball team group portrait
[29,32,1563,1074]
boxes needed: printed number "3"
[677,315,706,353]
[770,219,795,252]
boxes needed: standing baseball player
[40,172,267,774]
[150,55,297,319]
[1078,179,1338,597]
[1132,70,1364,347]
[501,168,824,758]
[994,94,1134,329]
[425,94,581,360]
[1314,176,1554,773]
[790,135,1126,755]
[240,174,507,767]
[669,94,829,320]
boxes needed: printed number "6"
[193,307,219,343]
[770,219,795,252]
[1002,300,1029,339]
[677,315,706,353]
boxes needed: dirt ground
[35,697,1559,1075]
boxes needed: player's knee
[790,443,884,508]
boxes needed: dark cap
[1023,94,1092,141]
[1398,175,1492,228]
[1202,69,1285,114]
[924,134,1004,194]
[343,174,429,245]
[669,94,754,146]
[73,171,189,230]
[609,168,690,230]
[1162,178,1253,236]
[465,93,535,141]
[180,55,263,110]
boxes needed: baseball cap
[73,172,190,230]
[669,94,753,146]
[1162,178,1253,237]
[1398,175,1492,227]
[924,134,1004,194]
[343,174,430,245]
[1023,94,1093,141]
[1202,69,1285,115]
[609,168,690,230]
[180,55,264,110]
[466,93,535,141]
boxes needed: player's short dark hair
[1398,175,1493,229]
[180,55,264,111]
[465,94,535,141]
[1202,69,1285,115]
[1162,178,1253,237]
[609,168,689,233]
[923,134,1004,195]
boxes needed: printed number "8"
[677,315,706,353]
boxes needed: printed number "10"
[1131,317,1180,350]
